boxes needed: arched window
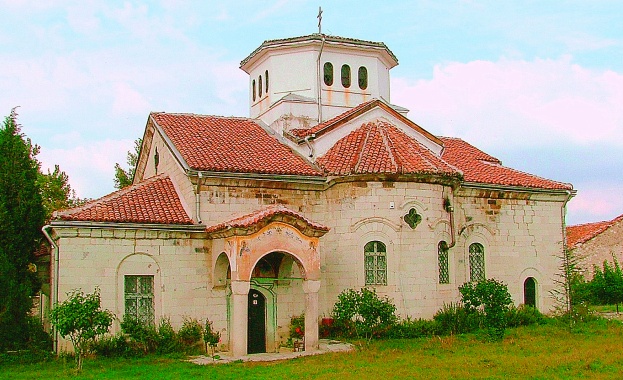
[252,80,256,101]
[265,70,269,93]
[258,75,263,98]
[341,64,351,88]
[524,277,536,307]
[358,66,368,90]
[438,241,449,284]
[323,62,333,86]
[469,243,485,282]
[364,241,387,285]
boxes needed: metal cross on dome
[317,6,323,34]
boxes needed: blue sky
[1,1,621,226]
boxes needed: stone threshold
[189,339,354,365]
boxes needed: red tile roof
[151,113,322,177]
[54,175,193,225]
[317,121,460,177]
[440,137,573,190]
[566,214,623,249]
[205,205,329,238]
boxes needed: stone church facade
[43,34,574,355]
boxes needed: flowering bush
[289,315,305,340]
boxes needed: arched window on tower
[252,80,256,101]
[341,64,351,88]
[265,70,269,94]
[469,243,485,282]
[438,241,449,284]
[364,241,387,285]
[358,66,368,90]
[258,75,263,98]
[323,62,333,86]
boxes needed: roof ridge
[354,123,374,173]
[378,122,399,172]
[150,111,252,121]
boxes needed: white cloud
[391,57,623,150]
[567,184,623,225]
[112,82,151,116]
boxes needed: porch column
[302,279,321,351]
[230,280,250,357]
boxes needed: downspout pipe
[316,34,326,124]
[41,224,59,353]
[195,172,203,224]
[304,135,316,158]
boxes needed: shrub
[459,279,513,341]
[49,288,113,371]
[120,315,158,354]
[506,305,546,327]
[155,317,180,354]
[433,302,482,335]
[178,317,203,346]
[331,288,397,340]
[385,317,439,339]
[289,314,305,340]
[90,333,132,358]
[203,319,220,356]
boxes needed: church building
[43,33,575,356]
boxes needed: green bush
[385,317,439,339]
[459,279,513,341]
[155,317,180,354]
[120,315,158,354]
[178,317,202,346]
[331,288,397,339]
[506,305,546,327]
[90,333,132,358]
[433,302,482,335]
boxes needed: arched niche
[213,252,231,289]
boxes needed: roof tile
[55,175,193,225]
[151,113,322,177]
[440,137,573,190]
[566,214,623,249]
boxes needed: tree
[590,258,623,313]
[550,247,583,329]
[0,109,46,351]
[459,278,513,341]
[49,288,113,371]
[38,164,81,220]
[114,138,142,189]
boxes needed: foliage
[331,288,397,340]
[505,304,547,327]
[550,247,582,329]
[289,314,305,339]
[203,319,220,357]
[0,110,46,351]
[114,138,142,189]
[178,317,203,346]
[384,317,439,339]
[433,302,482,335]
[49,288,113,371]
[120,314,158,354]
[459,278,513,340]
[37,164,88,221]
[590,259,623,312]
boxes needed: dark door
[247,289,266,354]
[524,277,536,308]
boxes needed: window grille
[125,275,154,325]
[469,243,485,282]
[438,241,449,284]
[364,241,387,285]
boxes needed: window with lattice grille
[125,275,154,324]
[469,243,485,282]
[364,241,387,285]
[438,241,449,284]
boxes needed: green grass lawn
[4,320,623,380]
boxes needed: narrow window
[364,241,387,285]
[258,75,263,98]
[265,70,269,94]
[358,66,368,90]
[323,62,333,86]
[469,243,485,282]
[438,241,449,284]
[125,275,154,324]
[252,80,256,101]
[524,277,537,307]
[341,64,351,88]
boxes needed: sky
[0,0,621,226]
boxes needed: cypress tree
[0,109,46,350]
